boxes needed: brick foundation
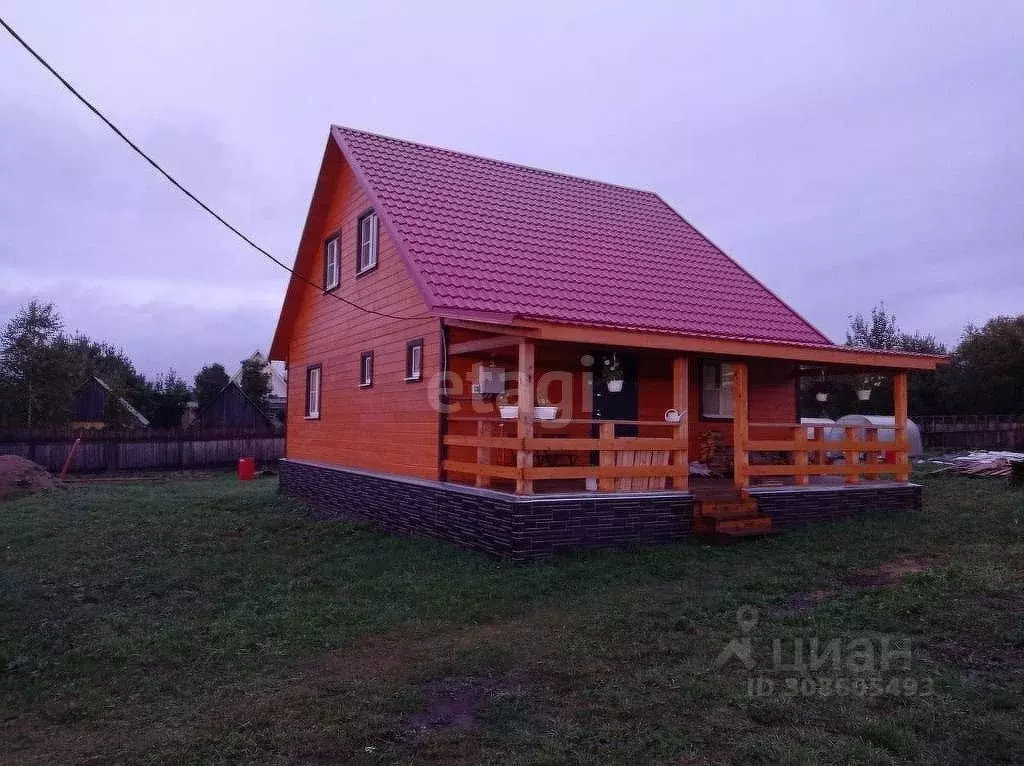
[279,459,921,560]
[278,458,694,561]
[751,483,922,530]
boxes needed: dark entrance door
[592,350,639,437]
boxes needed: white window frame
[701,361,735,419]
[405,339,423,381]
[305,366,321,419]
[359,351,374,388]
[357,212,378,274]
[324,236,340,291]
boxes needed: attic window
[305,365,321,419]
[405,339,423,382]
[323,234,340,291]
[701,361,735,419]
[357,211,379,275]
[359,351,374,387]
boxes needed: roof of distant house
[90,376,150,427]
[230,351,287,399]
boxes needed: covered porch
[440,323,917,500]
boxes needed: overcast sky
[1,1,1021,379]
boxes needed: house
[229,351,288,423]
[194,380,275,429]
[269,126,946,560]
[71,376,150,429]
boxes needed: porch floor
[463,476,903,499]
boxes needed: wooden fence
[0,426,284,474]
[916,415,1024,451]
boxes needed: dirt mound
[0,455,57,500]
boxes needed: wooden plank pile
[944,451,1024,477]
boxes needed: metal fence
[916,415,1023,451]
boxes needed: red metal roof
[332,126,832,346]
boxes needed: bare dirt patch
[0,455,56,500]
[841,554,941,587]
[772,555,943,617]
[770,589,838,618]
[406,675,522,733]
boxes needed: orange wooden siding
[284,143,441,479]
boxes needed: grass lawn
[1,472,1022,764]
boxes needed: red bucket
[237,457,256,480]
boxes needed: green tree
[0,299,76,427]
[239,357,271,410]
[833,303,953,417]
[148,371,191,428]
[846,303,902,350]
[194,363,229,411]
[955,316,1024,414]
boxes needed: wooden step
[715,515,773,533]
[697,499,759,520]
[710,527,783,542]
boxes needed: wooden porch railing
[443,417,688,494]
[739,423,910,487]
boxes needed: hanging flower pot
[534,405,558,421]
[856,388,872,401]
[496,393,518,420]
[603,352,624,394]
[815,391,829,403]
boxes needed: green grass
[1,471,1022,764]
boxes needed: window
[405,338,423,381]
[323,234,340,291]
[359,351,374,387]
[701,361,734,419]
[357,211,379,274]
[305,365,321,418]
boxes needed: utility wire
[0,16,430,322]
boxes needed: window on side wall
[701,361,734,419]
[323,234,340,291]
[305,365,321,419]
[356,211,378,275]
[359,351,374,387]
[405,338,423,381]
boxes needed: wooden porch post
[732,361,749,493]
[671,356,689,490]
[516,340,535,494]
[476,420,492,488]
[893,371,909,482]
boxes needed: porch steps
[694,496,776,541]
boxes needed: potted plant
[854,373,881,401]
[809,374,831,403]
[604,353,625,393]
[496,392,518,420]
[534,395,558,421]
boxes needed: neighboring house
[195,380,275,429]
[229,351,288,422]
[71,376,150,429]
[269,126,946,560]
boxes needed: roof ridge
[331,124,659,197]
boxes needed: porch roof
[446,318,948,371]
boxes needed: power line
[0,16,430,322]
